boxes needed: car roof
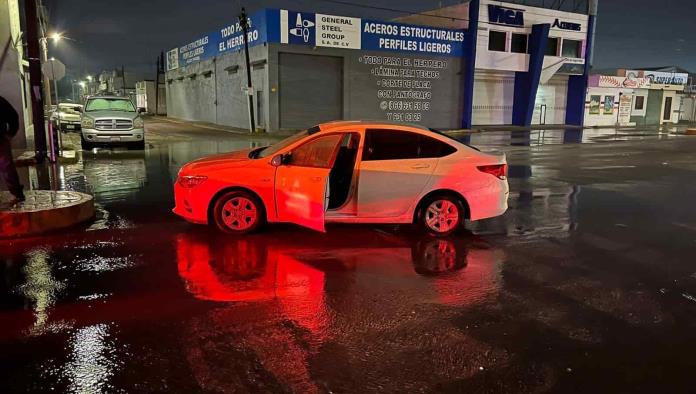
[317,120,430,132]
[86,95,131,100]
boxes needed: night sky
[43,0,693,77]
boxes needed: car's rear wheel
[418,195,465,236]
[212,191,265,234]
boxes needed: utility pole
[25,0,48,161]
[239,7,256,133]
[154,52,162,115]
[50,59,59,103]
[121,65,127,96]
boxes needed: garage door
[532,76,568,125]
[472,72,514,125]
[279,53,343,129]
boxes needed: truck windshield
[85,98,135,112]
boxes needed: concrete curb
[0,191,95,238]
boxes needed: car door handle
[411,164,430,169]
[310,176,322,182]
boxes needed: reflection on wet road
[3,120,696,392]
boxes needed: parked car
[173,121,509,236]
[50,103,83,133]
[80,95,145,150]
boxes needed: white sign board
[626,70,688,86]
[618,94,633,126]
[166,48,179,71]
[315,13,361,49]
[42,58,66,81]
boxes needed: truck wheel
[80,135,94,151]
[128,140,145,150]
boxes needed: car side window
[363,130,420,161]
[288,134,343,168]
[363,130,456,161]
[418,135,457,158]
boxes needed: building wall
[266,43,463,131]
[584,87,632,127]
[476,0,589,73]
[166,45,268,129]
[0,0,27,149]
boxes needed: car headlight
[133,117,144,128]
[81,116,94,128]
[177,175,207,188]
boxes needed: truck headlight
[81,116,94,128]
[133,117,144,128]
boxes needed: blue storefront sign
[167,8,466,71]
[167,9,269,71]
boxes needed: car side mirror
[271,153,291,167]
[271,154,283,167]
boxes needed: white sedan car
[174,121,509,236]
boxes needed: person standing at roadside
[0,95,25,203]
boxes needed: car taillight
[477,164,507,180]
[178,175,207,188]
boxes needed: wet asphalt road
[2,119,696,393]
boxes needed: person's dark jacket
[0,95,20,138]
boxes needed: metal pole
[50,60,59,103]
[154,52,161,115]
[239,7,256,133]
[25,0,48,161]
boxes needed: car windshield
[256,130,310,159]
[85,98,135,112]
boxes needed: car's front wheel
[128,140,145,150]
[212,190,265,234]
[418,194,465,236]
[80,134,94,151]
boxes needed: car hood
[59,113,81,121]
[84,110,138,120]
[183,149,254,173]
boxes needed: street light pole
[24,0,48,161]
[50,58,59,103]
[238,7,256,133]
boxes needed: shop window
[634,96,645,110]
[511,33,528,54]
[488,31,507,52]
[561,39,582,58]
[546,37,559,56]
